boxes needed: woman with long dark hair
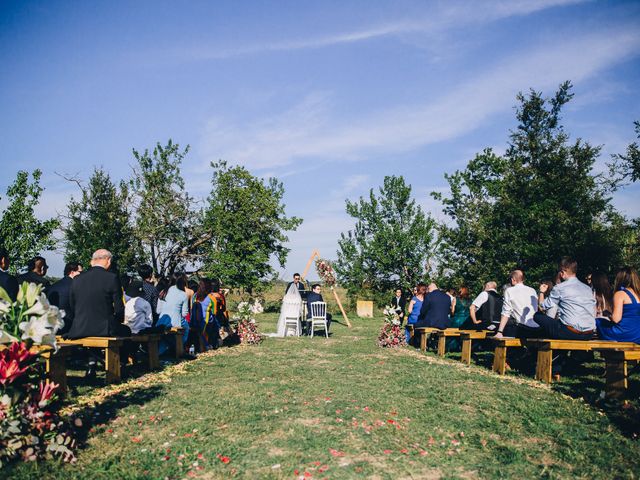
[596,267,640,344]
[591,273,613,319]
[405,282,426,344]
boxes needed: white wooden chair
[282,300,302,337]
[309,301,328,338]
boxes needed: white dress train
[275,284,302,337]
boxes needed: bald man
[464,281,503,331]
[66,249,130,339]
[494,270,541,339]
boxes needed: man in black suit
[285,272,307,295]
[17,256,50,289]
[66,249,131,339]
[0,248,18,301]
[391,288,407,324]
[416,283,451,330]
[47,262,83,334]
[305,284,332,335]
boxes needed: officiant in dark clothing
[47,262,83,334]
[416,283,451,330]
[285,272,307,295]
[65,249,131,339]
[391,288,407,324]
[305,284,332,335]
[0,248,18,301]
[17,256,50,289]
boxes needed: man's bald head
[427,282,438,292]
[510,269,524,284]
[485,281,497,291]
[91,249,112,269]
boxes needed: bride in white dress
[275,283,303,337]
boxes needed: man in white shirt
[464,281,503,330]
[494,270,541,339]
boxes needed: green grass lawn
[6,313,640,479]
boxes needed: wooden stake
[332,286,351,328]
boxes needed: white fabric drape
[276,283,302,337]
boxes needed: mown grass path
[7,315,640,479]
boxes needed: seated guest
[465,281,503,331]
[155,276,170,317]
[597,267,640,344]
[494,270,540,339]
[306,284,332,334]
[591,272,613,319]
[405,283,426,344]
[535,257,596,340]
[537,280,558,319]
[416,283,451,330]
[47,262,83,334]
[138,264,160,323]
[0,247,19,301]
[286,272,306,295]
[66,249,130,338]
[391,288,407,324]
[124,280,153,334]
[450,287,471,329]
[157,273,190,347]
[17,255,50,288]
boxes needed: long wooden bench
[600,349,640,399]
[434,328,462,356]
[169,327,185,358]
[57,334,161,383]
[527,339,640,384]
[414,327,440,352]
[491,337,523,375]
[459,330,490,365]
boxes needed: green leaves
[336,175,436,298]
[0,170,59,274]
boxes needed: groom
[305,284,332,335]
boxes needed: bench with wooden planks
[413,327,440,352]
[169,327,185,358]
[459,330,491,365]
[599,349,640,399]
[57,333,162,383]
[526,338,640,384]
[490,337,523,375]
[433,328,462,356]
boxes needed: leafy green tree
[0,170,59,274]
[202,161,302,292]
[130,140,203,276]
[609,120,640,186]
[434,81,634,290]
[335,175,436,297]
[63,168,139,272]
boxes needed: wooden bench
[459,330,490,365]
[434,328,462,356]
[57,334,161,383]
[527,339,640,384]
[491,337,523,375]
[169,327,185,358]
[600,349,640,399]
[414,327,440,352]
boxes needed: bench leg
[420,332,427,352]
[605,355,627,399]
[437,334,446,356]
[492,346,507,374]
[461,337,472,365]
[105,346,121,384]
[45,353,67,397]
[535,347,553,384]
[174,334,184,358]
[147,340,160,370]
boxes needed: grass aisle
[8,314,640,479]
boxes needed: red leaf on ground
[131,437,141,443]
[383,449,393,454]
[219,456,231,464]
[400,448,408,454]
[329,448,344,457]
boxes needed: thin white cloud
[178,0,586,61]
[201,26,640,171]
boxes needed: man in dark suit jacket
[305,284,332,335]
[17,256,50,289]
[0,248,19,301]
[47,262,83,334]
[285,272,307,295]
[391,288,407,324]
[65,249,131,339]
[417,283,451,330]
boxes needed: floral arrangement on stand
[0,283,76,467]
[315,258,336,287]
[233,299,264,345]
[377,305,407,348]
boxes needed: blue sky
[1,0,639,279]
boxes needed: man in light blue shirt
[534,257,596,340]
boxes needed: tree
[62,168,139,272]
[609,120,640,186]
[130,140,203,276]
[335,175,436,297]
[0,170,59,274]
[433,81,634,290]
[202,161,302,292]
